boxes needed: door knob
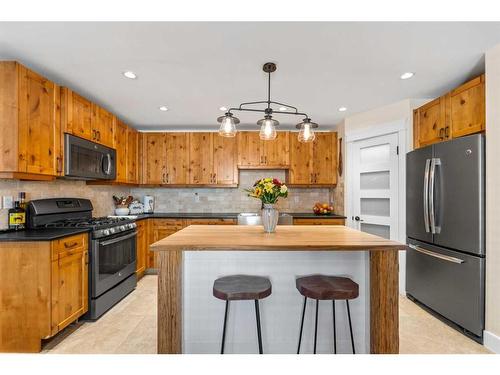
[354,216,364,222]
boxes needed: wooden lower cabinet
[136,220,148,279]
[293,218,345,225]
[142,217,237,269]
[0,233,88,353]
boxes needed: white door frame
[345,119,410,294]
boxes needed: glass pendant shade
[297,119,318,143]
[257,116,278,141]
[217,113,239,137]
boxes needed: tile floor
[42,275,491,354]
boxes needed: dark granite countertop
[135,212,346,220]
[0,228,90,242]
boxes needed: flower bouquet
[245,178,288,232]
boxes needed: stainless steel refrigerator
[406,133,485,342]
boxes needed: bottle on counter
[18,192,26,210]
[8,201,26,230]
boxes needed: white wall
[340,98,431,294]
[484,43,500,354]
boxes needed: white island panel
[183,250,369,354]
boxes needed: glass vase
[261,203,279,233]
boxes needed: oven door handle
[99,231,137,246]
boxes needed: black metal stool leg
[346,300,355,354]
[313,299,319,354]
[221,300,229,354]
[255,299,263,354]
[332,300,337,354]
[297,296,307,354]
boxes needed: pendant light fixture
[296,118,318,143]
[217,62,319,142]
[217,112,239,137]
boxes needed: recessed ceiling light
[400,72,414,80]
[279,107,288,111]
[122,71,137,79]
[219,106,228,111]
[338,107,347,112]
[159,106,169,112]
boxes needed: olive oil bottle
[8,201,26,230]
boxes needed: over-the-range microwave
[64,134,116,180]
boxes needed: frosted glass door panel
[360,144,390,164]
[360,223,390,239]
[360,198,390,217]
[360,171,390,190]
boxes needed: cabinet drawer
[152,219,185,230]
[293,218,345,225]
[185,218,236,225]
[52,233,87,260]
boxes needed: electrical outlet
[294,196,300,204]
[2,196,14,209]
[194,193,200,203]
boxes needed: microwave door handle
[423,159,431,233]
[429,158,441,234]
[99,231,137,246]
[102,154,112,175]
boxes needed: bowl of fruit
[313,202,334,215]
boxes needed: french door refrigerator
[406,133,485,342]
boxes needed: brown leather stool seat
[213,275,272,354]
[295,274,359,354]
[296,275,359,300]
[213,275,272,301]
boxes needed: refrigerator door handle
[408,244,465,264]
[429,158,441,234]
[423,159,431,233]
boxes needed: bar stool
[213,275,272,354]
[296,274,359,354]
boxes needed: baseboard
[484,330,500,353]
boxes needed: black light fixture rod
[267,71,271,109]
[228,107,308,118]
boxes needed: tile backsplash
[0,179,129,229]
[0,170,343,229]
[131,171,337,214]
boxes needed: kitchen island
[151,225,405,354]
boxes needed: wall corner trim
[484,330,500,354]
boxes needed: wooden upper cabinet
[262,131,289,167]
[61,88,93,140]
[413,75,485,150]
[143,133,166,184]
[165,133,189,184]
[414,97,446,149]
[114,119,128,182]
[289,135,313,184]
[0,62,61,180]
[91,104,115,148]
[448,74,485,138]
[127,127,139,184]
[189,132,214,184]
[238,131,262,167]
[312,132,337,185]
[289,132,337,186]
[213,135,238,185]
[237,131,289,168]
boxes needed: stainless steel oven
[64,133,116,180]
[88,229,137,319]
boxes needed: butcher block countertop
[150,225,406,252]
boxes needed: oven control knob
[109,227,116,234]
[120,225,126,231]
[103,229,110,236]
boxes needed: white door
[350,133,399,240]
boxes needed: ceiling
[1,22,499,131]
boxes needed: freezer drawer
[406,239,484,337]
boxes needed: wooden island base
[152,225,405,354]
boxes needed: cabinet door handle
[56,156,62,173]
[445,126,450,138]
[439,128,445,140]
[213,173,217,184]
[97,131,101,142]
[92,129,96,140]
[85,251,89,265]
